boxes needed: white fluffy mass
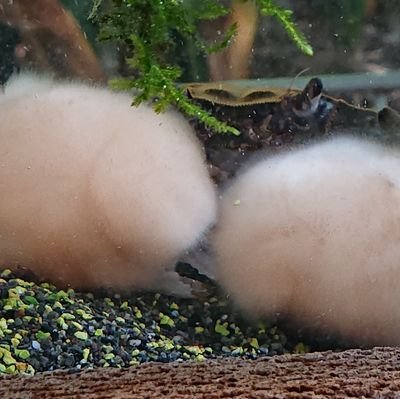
[213,137,400,345]
[0,74,217,295]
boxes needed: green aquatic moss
[90,0,312,135]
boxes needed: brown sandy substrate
[2,347,400,398]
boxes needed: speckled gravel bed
[0,269,307,375]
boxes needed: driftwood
[0,0,105,82]
[204,0,258,81]
[2,347,400,398]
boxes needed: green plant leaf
[91,0,313,134]
[257,0,313,56]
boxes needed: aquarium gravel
[0,269,301,375]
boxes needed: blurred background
[2,0,400,103]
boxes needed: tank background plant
[90,0,313,135]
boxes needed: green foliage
[91,0,239,134]
[109,65,240,135]
[91,0,312,135]
[257,0,313,56]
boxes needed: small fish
[291,77,323,118]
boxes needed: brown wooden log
[204,0,258,81]
[0,0,105,82]
[2,347,400,398]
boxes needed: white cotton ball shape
[213,136,400,346]
[0,74,217,295]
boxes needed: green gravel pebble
[0,268,307,376]
[215,320,230,336]
[35,331,51,341]
[14,349,30,360]
[74,331,88,340]
[159,313,175,328]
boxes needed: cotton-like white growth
[213,137,400,346]
[0,74,217,295]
